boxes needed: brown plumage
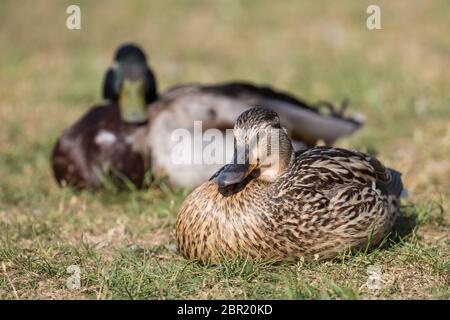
[51,103,149,190]
[176,108,403,263]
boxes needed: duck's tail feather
[400,188,410,198]
[386,168,404,198]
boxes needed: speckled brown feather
[176,146,402,263]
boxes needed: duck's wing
[161,82,365,146]
[272,146,402,199]
[269,147,403,257]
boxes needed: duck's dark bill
[213,163,250,188]
[119,78,148,124]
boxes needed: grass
[0,0,449,299]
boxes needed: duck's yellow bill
[119,78,148,124]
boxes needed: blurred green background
[0,0,448,299]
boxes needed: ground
[0,0,449,299]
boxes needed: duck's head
[213,107,294,189]
[103,43,158,124]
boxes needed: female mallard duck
[51,43,157,189]
[176,108,403,263]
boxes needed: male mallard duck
[51,43,157,189]
[176,108,403,263]
[147,82,365,188]
[52,43,365,190]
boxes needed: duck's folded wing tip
[386,168,405,198]
[347,112,367,126]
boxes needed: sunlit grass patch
[0,0,448,299]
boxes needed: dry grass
[0,0,448,299]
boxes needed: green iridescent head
[103,43,158,124]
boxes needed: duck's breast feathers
[52,103,148,189]
[65,104,112,135]
[69,103,147,138]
